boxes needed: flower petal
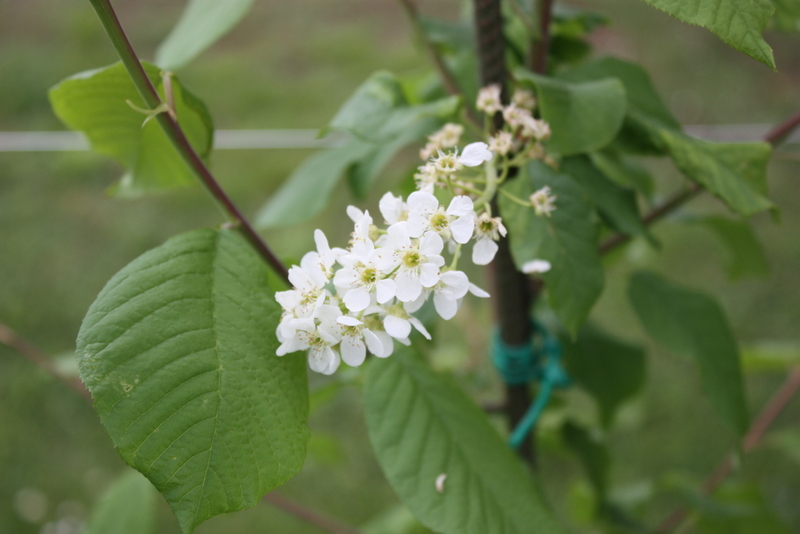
[340,335,367,367]
[384,315,412,339]
[440,270,470,298]
[522,259,552,274]
[446,196,474,217]
[419,262,440,288]
[337,315,363,327]
[343,287,371,312]
[468,282,490,298]
[395,270,422,302]
[433,292,459,320]
[450,214,475,244]
[362,328,384,356]
[472,238,498,265]
[408,317,432,340]
[373,330,395,357]
[458,142,493,166]
[375,278,396,304]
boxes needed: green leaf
[628,271,749,436]
[765,429,800,467]
[500,162,604,335]
[563,324,646,428]
[50,62,213,196]
[258,72,459,227]
[637,0,775,68]
[515,69,626,156]
[589,149,654,198]
[156,0,255,70]
[771,0,800,31]
[660,130,773,217]
[696,216,769,279]
[561,421,610,502]
[82,470,157,534]
[560,156,651,240]
[559,57,680,130]
[255,139,374,228]
[76,228,309,533]
[364,349,565,534]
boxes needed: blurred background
[1,0,799,533]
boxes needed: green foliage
[81,470,157,534]
[771,0,800,31]
[659,131,773,217]
[561,421,610,502]
[257,71,459,227]
[76,228,309,533]
[49,62,213,196]
[636,0,776,68]
[562,324,646,429]
[696,216,770,279]
[628,271,749,437]
[560,156,650,240]
[156,0,255,70]
[500,161,604,336]
[515,69,626,156]
[589,149,655,197]
[693,483,791,534]
[364,349,565,534]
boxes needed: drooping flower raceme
[275,85,560,375]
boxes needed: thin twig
[599,109,800,256]
[86,0,289,284]
[397,0,481,127]
[3,320,361,534]
[263,493,364,534]
[656,366,800,533]
[0,322,91,400]
[530,0,553,73]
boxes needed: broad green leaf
[766,429,800,467]
[76,228,309,533]
[156,0,255,70]
[628,271,749,436]
[660,130,773,216]
[589,150,654,197]
[50,62,213,196]
[259,72,459,227]
[364,349,565,534]
[515,69,626,156]
[563,324,646,428]
[561,421,610,502]
[559,57,679,130]
[696,216,769,279]
[500,162,604,335]
[326,71,460,143]
[256,139,374,228]
[637,0,776,68]
[82,470,156,534]
[771,0,800,31]
[560,156,651,240]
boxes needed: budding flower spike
[275,85,560,375]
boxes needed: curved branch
[599,109,800,256]
[86,0,289,284]
[657,366,800,533]
[263,493,364,534]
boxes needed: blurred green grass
[2,1,800,533]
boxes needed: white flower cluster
[275,143,496,375]
[275,84,559,375]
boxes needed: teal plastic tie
[501,322,570,450]
[490,326,539,385]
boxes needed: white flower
[512,88,537,110]
[477,84,503,114]
[276,305,343,375]
[488,131,514,156]
[529,186,557,217]
[406,191,476,244]
[522,259,552,274]
[383,304,432,341]
[420,142,438,161]
[458,142,494,167]
[503,104,532,128]
[378,224,445,302]
[468,283,490,298]
[336,315,387,366]
[521,116,551,141]
[429,123,464,148]
[379,192,408,225]
[301,229,343,280]
[413,163,439,193]
[472,213,507,265]
[431,270,471,320]
[334,239,395,312]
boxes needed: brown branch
[599,108,800,256]
[0,322,91,400]
[657,366,800,533]
[530,0,554,73]
[397,0,481,127]
[263,493,364,534]
[87,0,289,284]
